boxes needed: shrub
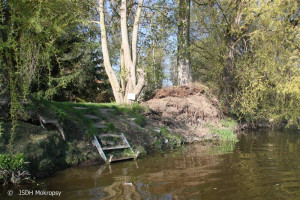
[0,153,32,185]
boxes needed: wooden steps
[102,145,130,150]
[77,106,138,163]
[110,156,135,162]
[92,133,137,163]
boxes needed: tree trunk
[98,0,124,104]
[96,0,145,104]
[223,37,236,96]
[222,0,243,105]
[120,0,145,104]
[177,0,191,85]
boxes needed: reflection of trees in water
[100,144,224,199]
[216,130,300,200]
[100,131,300,199]
[102,177,143,200]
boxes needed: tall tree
[96,0,145,104]
[0,0,95,146]
[190,0,300,123]
[177,0,192,85]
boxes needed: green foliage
[134,145,147,157]
[106,148,136,159]
[0,0,101,146]
[0,122,3,138]
[0,153,26,171]
[221,118,238,129]
[134,115,146,127]
[154,138,163,151]
[207,120,238,142]
[0,153,31,185]
[191,0,300,124]
[161,126,182,149]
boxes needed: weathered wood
[92,135,107,161]
[111,156,134,162]
[102,145,130,151]
[98,134,122,138]
[38,115,65,140]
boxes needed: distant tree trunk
[177,0,191,85]
[96,0,145,104]
[223,1,243,104]
[223,36,236,96]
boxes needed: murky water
[2,129,300,200]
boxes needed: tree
[96,0,145,104]
[190,0,300,124]
[177,0,192,85]
[0,0,96,146]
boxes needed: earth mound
[143,83,227,142]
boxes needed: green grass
[34,100,146,137]
[160,126,182,149]
[221,118,238,128]
[106,148,136,159]
[207,118,238,142]
[102,123,117,134]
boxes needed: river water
[2,129,300,200]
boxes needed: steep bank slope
[0,84,237,181]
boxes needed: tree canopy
[0,0,299,126]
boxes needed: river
[1,129,300,200]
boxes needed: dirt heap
[143,83,224,142]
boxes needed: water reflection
[1,129,300,200]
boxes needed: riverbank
[0,84,238,183]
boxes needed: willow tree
[190,0,300,124]
[0,0,94,147]
[96,0,145,104]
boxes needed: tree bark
[120,0,145,104]
[96,0,145,104]
[98,0,124,104]
[177,0,191,85]
[223,0,243,104]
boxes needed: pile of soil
[143,83,223,142]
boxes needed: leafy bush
[0,153,32,185]
[0,153,26,171]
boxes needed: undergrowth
[0,153,33,185]
[207,118,238,142]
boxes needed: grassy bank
[0,99,238,184]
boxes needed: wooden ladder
[92,133,138,163]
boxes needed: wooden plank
[92,135,107,161]
[121,133,135,154]
[98,134,122,138]
[102,145,130,150]
[111,156,134,162]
